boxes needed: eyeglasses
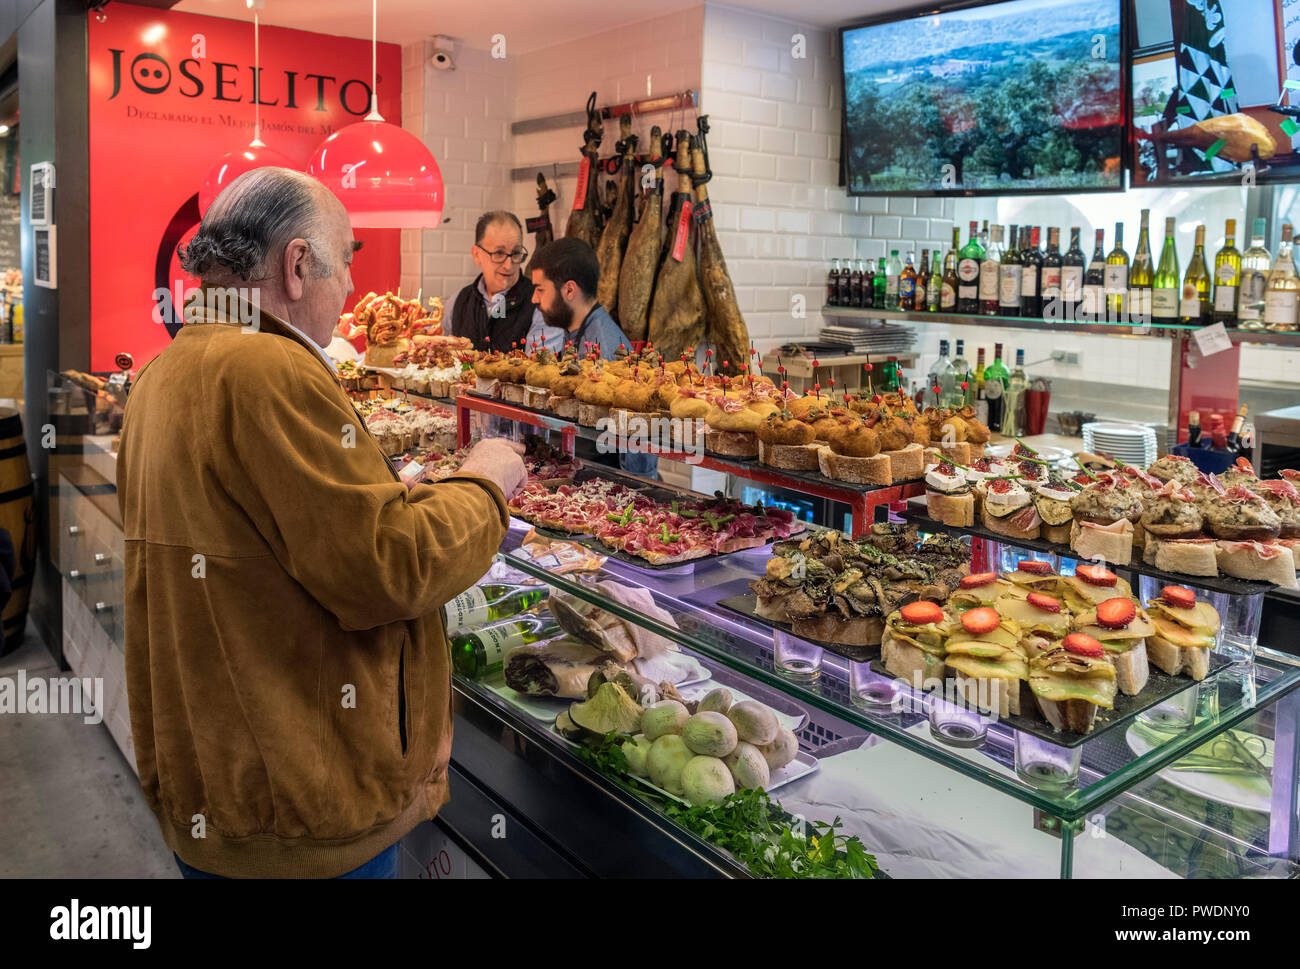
[475,244,528,265]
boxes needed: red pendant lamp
[307,0,443,228]
[199,8,298,216]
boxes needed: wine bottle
[999,227,1022,316]
[885,249,902,310]
[951,339,970,405]
[1187,410,1201,448]
[444,583,550,633]
[827,259,841,307]
[1104,222,1129,323]
[1212,219,1241,326]
[984,343,1009,431]
[1082,229,1106,321]
[927,250,942,312]
[1003,349,1027,437]
[1237,218,1270,330]
[979,225,1002,316]
[1180,225,1211,325]
[1061,227,1086,320]
[1040,227,1063,319]
[957,220,984,314]
[451,614,562,679]
[1264,223,1300,332]
[1020,226,1042,318]
[1129,209,1154,325]
[941,237,959,311]
[916,249,930,310]
[1226,406,1247,451]
[1152,217,1180,327]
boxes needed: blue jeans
[174,843,400,879]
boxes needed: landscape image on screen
[841,0,1123,194]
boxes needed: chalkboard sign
[33,226,55,288]
[0,191,19,272]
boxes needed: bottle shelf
[821,305,1300,347]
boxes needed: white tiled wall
[510,9,705,226]
[406,39,516,304]
[699,5,953,346]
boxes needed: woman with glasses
[448,211,564,353]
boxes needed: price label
[670,199,693,262]
[1192,322,1232,357]
[571,156,591,210]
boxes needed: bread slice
[1035,695,1100,733]
[1042,522,1072,544]
[984,504,1042,540]
[549,395,579,420]
[817,448,893,486]
[881,632,945,686]
[474,376,501,397]
[937,441,972,465]
[1131,520,1147,550]
[885,443,925,482]
[674,418,705,451]
[952,673,1024,717]
[1070,518,1134,566]
[1109,641,1150,696]
[1147,635,1211,680]
[927,489,975,527]
[758,440,823,470]
[577,402,611,427]
[705,428,760,457]
[1215,541,1299,588]
[1142,536,1219,576]
[790,613,884,647]
[500,382,527,405]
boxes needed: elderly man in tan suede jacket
[117,167,525,879]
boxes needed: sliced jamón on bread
[758,439,823,471]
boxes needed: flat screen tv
[840,0,1126,195]
[1132,0,1300,186]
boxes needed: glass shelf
[499,521,1300,822]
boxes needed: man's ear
[283,238,310,300]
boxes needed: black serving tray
[517,467,802,572]
[901,499,1275,597]
[717,591,878,663]
[867,652,1230,749]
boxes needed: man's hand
[457,439,527,499]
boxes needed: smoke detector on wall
[430,35,457,72]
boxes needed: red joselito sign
[88,3,402,370]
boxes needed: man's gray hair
[179,167,334,282]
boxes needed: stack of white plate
[1081,422,1159,466]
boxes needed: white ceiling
[171,0,912,53]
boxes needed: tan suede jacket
[117,296,507,877]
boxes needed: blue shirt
[564,303,631,361]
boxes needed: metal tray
[902,499,1275,597]
[865,654,1230,749]
[717,591,879,663]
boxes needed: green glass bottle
[1128,209,1153,324]
[451,614,562,679]
[957,220,985,313]
[1152,217,1181,327]
[1104,222,1129,322]
[873,257,887,308]
[443,582,549,634]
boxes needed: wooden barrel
[0,407,34,654]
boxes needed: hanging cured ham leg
[648,130,705,362]
[692,116,749,377]
[595,114,637,315]
[564,91,606,251]
[617,126,665,343]
[525,172,557,276]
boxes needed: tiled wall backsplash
[399,2,1297,412]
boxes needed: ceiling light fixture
[306,0,443,228]
[198,7,296,215]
